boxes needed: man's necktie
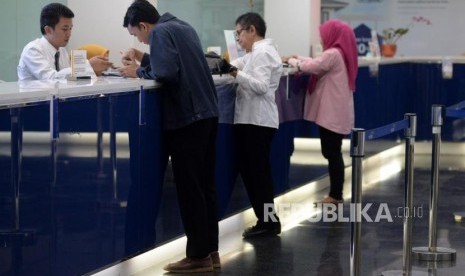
[54,51,60,71]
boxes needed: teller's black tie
[54,51,60,71]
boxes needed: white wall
[67,0,157,66]
[264,0,320,57]
[334,0,465,56]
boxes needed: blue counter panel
[353,63,465,140]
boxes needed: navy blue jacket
[137,13,218,130]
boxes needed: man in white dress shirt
[17,3,112,81]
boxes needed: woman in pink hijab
[284,19,358,204]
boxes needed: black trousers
[166,117,219,258]
[319,126,345,200]
[234,124,279,225]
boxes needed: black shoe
[210,251,221,269]
[242,222,281,239]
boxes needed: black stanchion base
[382,255,457,275]
[0,230,35,248]
[412,246,456,262]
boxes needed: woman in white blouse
[229,12,283,239]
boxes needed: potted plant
[381,16,431,57]
[381,28,407,57]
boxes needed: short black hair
[235,12,266,38]
[123,0,160,28]
[40,3,74,35]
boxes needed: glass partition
[0,0,66,82]
[0,0,263,82]
[158,0,264,54]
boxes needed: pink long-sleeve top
[289,49,354,135]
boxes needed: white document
[224,30,245,62]
[70,50,89,79]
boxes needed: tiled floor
[216,168,465,276]
[95,140,465,276]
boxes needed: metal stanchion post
[50,96,59,187]
[403,114,416,274]
[109,96,118,200]
[412,105,456,262]
[0,108,34,249]
[350,129,365,276]
[96,98,106,178]
[11,108,22,231]
[97,96,126,212]
[383,114,426,276]
[139,86,146,126]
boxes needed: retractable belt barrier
[365,118,410,141]
[350,114,417,276]
[445,100,465,119]
[412,104,459,263]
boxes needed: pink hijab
[318,19,358,92]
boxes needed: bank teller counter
[0,78,162,276]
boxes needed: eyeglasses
[234,27,249,40]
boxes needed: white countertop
[358,55,465,67]
[53,77,159,99]
[0,77,160,108]
[0,81,51,108]
[1,56,463,108]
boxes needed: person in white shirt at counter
[227,12,283,239]
[17,3,112,81]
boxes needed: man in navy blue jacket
[119,0,219,273]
